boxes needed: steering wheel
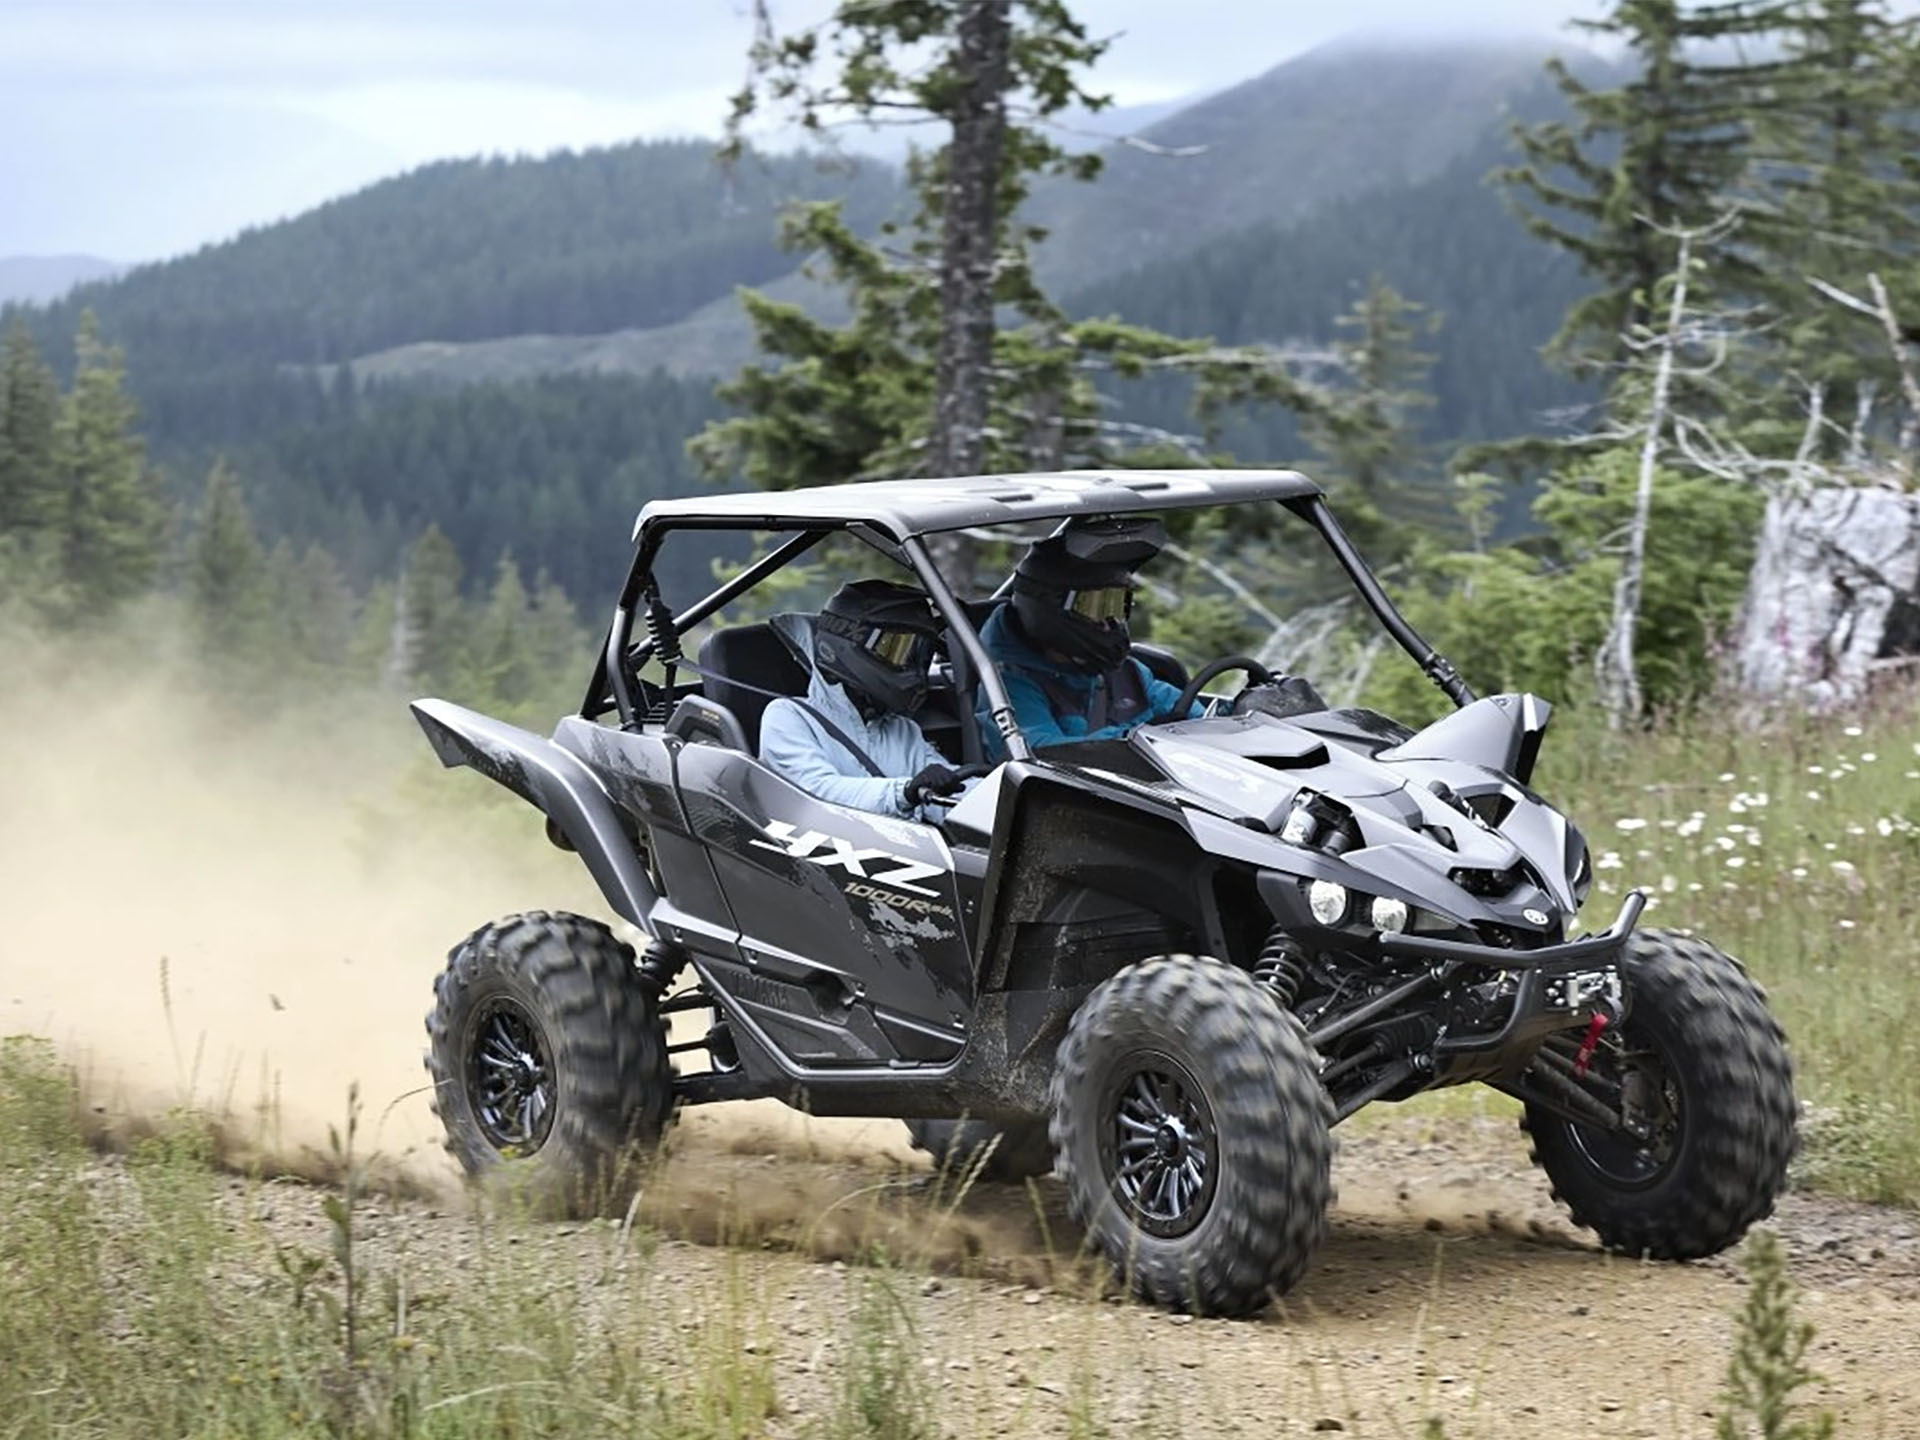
[1168,655,1274,721]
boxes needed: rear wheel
[1051,955,1333,1316]
[1523,928,1796,1259]
[907,1118,1054,1182]
[426,911,673,1217]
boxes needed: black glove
[904,762,993,807]
[1231,674,1328,720]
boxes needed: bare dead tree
[1593,214,1745,729]
[1804,272,1920,482]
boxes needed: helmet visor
[865,626,932,670]
[1063,586,1132,624]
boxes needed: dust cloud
[0,660,917,1190]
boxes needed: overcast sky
[2,0,1609,263]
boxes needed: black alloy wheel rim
[466,998,557,1154]
[1100,1052,1220,1238]
[1565,1033,1683,1189]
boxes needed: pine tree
[45,312,166,625]
[393,524,465,692]
[1499,1,1794,378]
[464,553,538,708]
[187,458,270,665]
[278,541,357,683]
[1751,1,1920,447]
[728,0,1108,481]
[1300,278,1443,563]
[0,319,63,539]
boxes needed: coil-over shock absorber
[640,580,682,721]
[1252,925,1307,1010]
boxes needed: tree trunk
[923,0,1011,600]
[1598,227,1694,729]
[1734,485,1920,709]
[929,0,1009,483]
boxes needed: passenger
[977,516,1199,756]
[760,579,986,821]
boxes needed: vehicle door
[669,740,975,1068]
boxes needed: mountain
[0,255,123,306]
[2,35,1601,605]
[1026,36,1566,290]
[1064,118,1592,507]
[13,140,901,377]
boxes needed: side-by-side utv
[412,469,1796,1317]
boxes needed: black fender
[409,698,659,931]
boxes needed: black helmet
[814,579,942,715]
[1009,516,1168,673]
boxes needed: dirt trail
[227,1111,1920,1439]
[8,673,1919,1435]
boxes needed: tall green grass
[1537,690,1920,1203]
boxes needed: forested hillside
[0,38,1608,612]
[21,142,901,371]
[1026,37,1565,289]
[1068,120,1592,466]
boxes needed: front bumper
[1378,890,1646,975]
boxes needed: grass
[1534,688,1920,1204]
[0,1034,1857,1440]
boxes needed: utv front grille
[1449,861,1529,898]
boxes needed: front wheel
[1522,928,1796,1259]
[1051,955,1333,1316]
[425,911,673,1217]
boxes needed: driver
[760,579,987,821]
[975,516,1199,756]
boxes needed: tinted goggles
[864,626,935,669]
[1063,585,1133,624]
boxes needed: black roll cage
[581,495,1475,751]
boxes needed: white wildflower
[1659,874,1678,893]
[1808,764,1825,776]
[1687,882,1705,893]
[1717,772,1736,783]
[1615,817,1648,832]
[1726,855,1747,869]
[1861,753,1876,764]
[1831,859,1857,873]
[1845,725,1863,737]
[1839,919,1857,930]
[1791,867,1808,879]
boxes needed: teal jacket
[975,604,1195,758]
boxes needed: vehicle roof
[633,468,1321,543]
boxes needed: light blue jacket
[760,669,954,823]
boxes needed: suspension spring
[1251,927,1307,1010]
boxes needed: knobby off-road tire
[425,911,673,1218]
[907,1118,1055,1183]
[1523,927,1796,1260]
[1050,955,1334,1317]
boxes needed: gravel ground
[204,1106,1920,1439]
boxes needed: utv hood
[1105,698,1587,930]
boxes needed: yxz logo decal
[750,820,947,897]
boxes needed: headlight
[1306,879,1349,925]
[1370,896,1410,934]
